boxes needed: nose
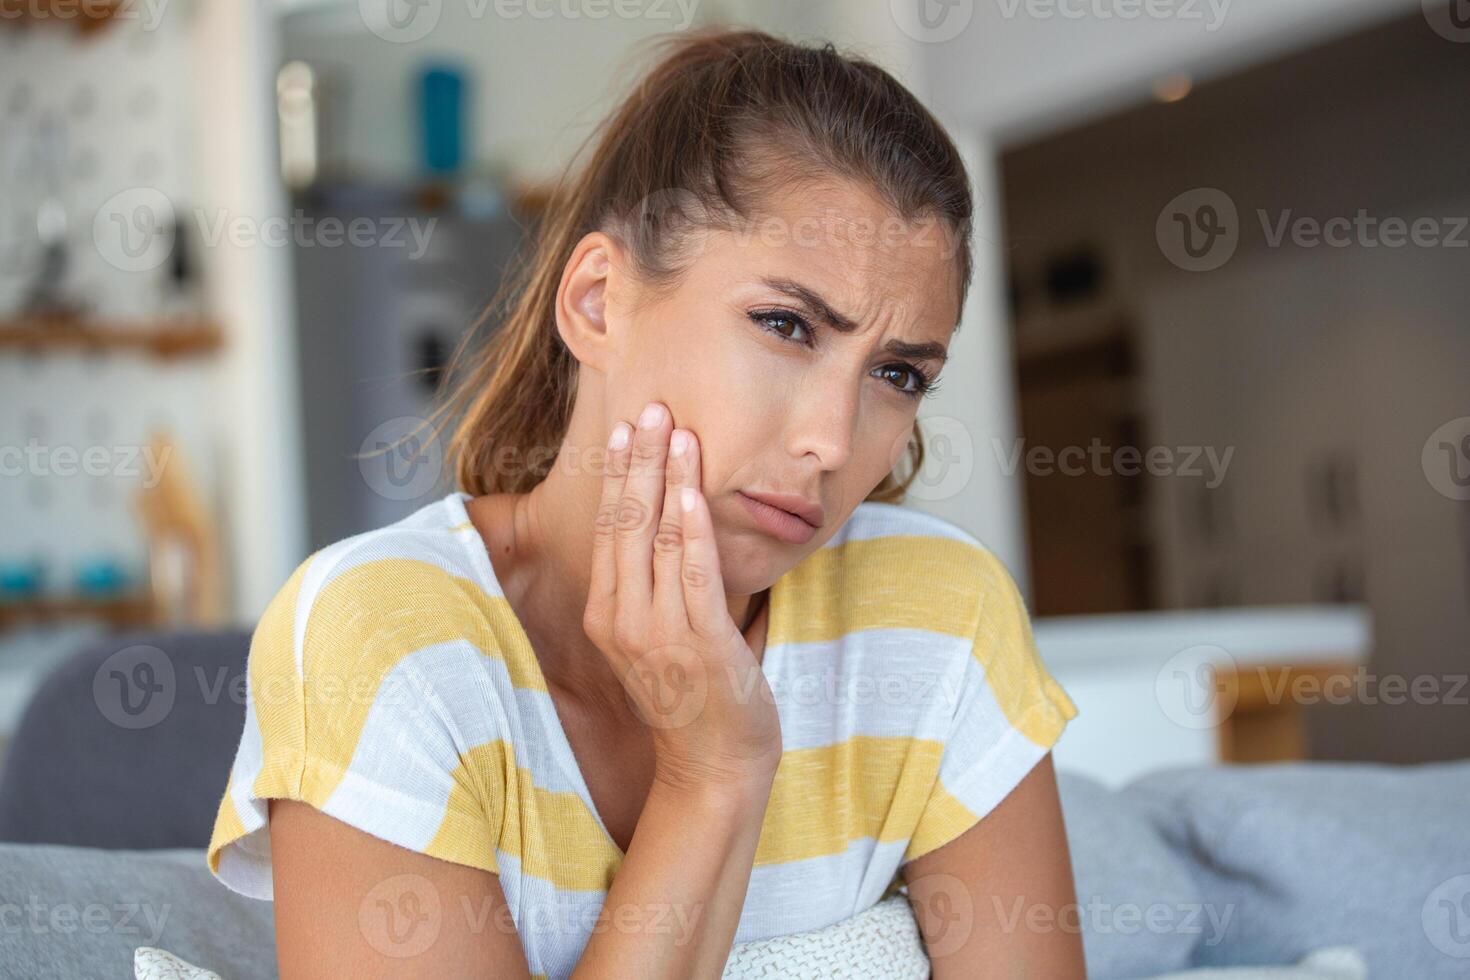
[787,368,860,472]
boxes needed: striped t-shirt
[207,490,1077,978]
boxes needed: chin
[711,527,791,595]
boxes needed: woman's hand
[583,400,783,790]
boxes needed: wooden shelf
[1216,660,1363,763]
[0,318,223,359]
[0,594,156,632]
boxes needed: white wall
[193,0,308,620]
[922,0,1420,144]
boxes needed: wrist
[650,755,778,801]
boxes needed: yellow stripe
[206,770,245,873]
[903,777,978,863]
[770,535,982,647]
[757,735,942,866]
[246,555,312,801]
[429,734,951,889]
[427,744,623,891]
[286,558,546,805]
[969,547,1078,746]
[208,555,310,872]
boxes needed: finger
[654,427,700,624]
[588,420,632,612]
[679,486,730,637]
[615,401,671,613]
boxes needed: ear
[555,232,623,371]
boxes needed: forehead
[702,178,963,334]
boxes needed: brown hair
[434,28,974,502]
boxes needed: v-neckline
[449,491,791,861]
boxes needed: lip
[736,491,823,545]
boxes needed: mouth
[735,491,822,545]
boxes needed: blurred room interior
[1,0,1467,791]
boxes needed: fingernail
[680,487,697,513]
[670,430,689,456]
[638,402,665,429]
[609,422,630,449]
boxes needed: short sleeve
[207,548,511,899]
[903,547,1078,864]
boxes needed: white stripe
[768,628,968,750]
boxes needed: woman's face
[573,178,963,594]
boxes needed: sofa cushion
[1125,760,1470,979]
[0,843,274,980]
[1140,944,1367,979]
[0,630,252,849]
[1057,769,1204,979]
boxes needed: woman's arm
[270,797,531,977]
[270,768,774,978]
[900,753,1087,979]
[569,770,775,978]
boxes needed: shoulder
[250,494,502,687]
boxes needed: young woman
[207,28,1083,979]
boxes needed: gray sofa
[1,631,1466,979]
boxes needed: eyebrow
[758,276,950,364]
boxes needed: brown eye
[875,363,939,400]
[750,310,814,345]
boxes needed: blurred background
[0,0,1467,792]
